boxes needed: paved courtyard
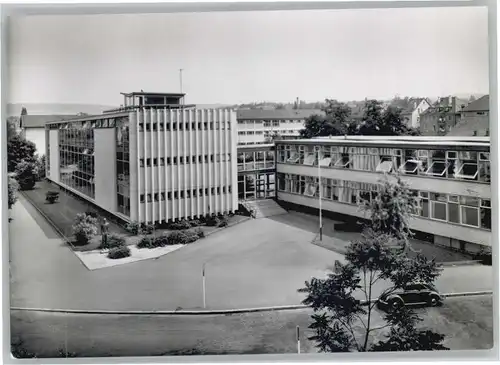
[10,197,494,312]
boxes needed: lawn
[10,295,493,357]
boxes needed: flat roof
[237,109,323,120]
[275,136,489,150]
[45,111,129,125]
[120,92,186,97]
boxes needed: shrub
[107,245,131,259]
[72,213,98,245]
[14,160,37,190]
[141,223,155,235]
[189,219,202,227]
[473,248,492,266]
[167,231,191,245]
[184,231,199,244]
[206,216,220,227]
[126,221,141,235]
[153,234,169,247]
[218,216,229,227]
[195,228,205,238]
[168,219,191,230]
[35,155,46,181]
[8,177,19,209]
[99,234,126,250]
[137,236,155,249]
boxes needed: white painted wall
[94,128,117,213]
[48,130,59,183]
[277,191,491,246]
[24,128,46,156]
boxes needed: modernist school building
[45,103,238,225]
[275,136,492,253]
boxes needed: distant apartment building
[45,92,238,225]
[275,136,491,253]
[400,98,431,129]
[235,109,323,201]
[420,96,468,136]
[236,109,323,145]
[448,95,490,137]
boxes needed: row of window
[238,129,300,136]
[138,121,231,132]
[48,117,128,130]
[276,145,491,183]
[139,153,232,167]
[237,119,304,125]
[276,173,491,230]
[140,186,232,203]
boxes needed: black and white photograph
[3,1,496,360]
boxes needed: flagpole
[296,325,301,354]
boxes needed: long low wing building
[274,135,491,253]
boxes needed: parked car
[377,282,443,311]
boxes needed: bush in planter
[218,216,229,227]
[126,221,141,235]
[184,231,199,243]
[473,247,492,266]
[137,236,155,249]
[99,234,126,250]
[206,216,220,227]
[72,213,98,245]
[195,228,205,238]
[167,219,191,230]
[141,223,155,235]
[108,245,131,259]
[153,234,169,247]
[189,219,202,227]
[167,231,194,245]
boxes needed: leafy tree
[300,99,350,138]
[35,154,46,180]
[299,176,446,352]
[8,177,19,209]
[356,101,420,136]
[14,160,37,190]
[7,117,19,141]
[72,213,98,245]
[7,135,36,172]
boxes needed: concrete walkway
[9,197,494,312]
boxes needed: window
[147,194,152,203]
[160,158,165,166]
[140,159,145,167]
[303,153,316,166]
[161,192,165,201]
[480,199,491,229]
[376,157,394,173]
[448,196,460,223]
[140,194,145,203]
[455,163,478,180]
[479,152,490,161]
[146,158,151,167]
[419,191,429,218]
[287,151,300,163]
[173,157,177,164]
[430,193,447,221]
[167,192,172,200]
[334,153,351,168]
[461,205,479,227]
[153,158,157,166]
[425,161,447,177]
[154,193,159,201]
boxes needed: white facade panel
[94,128,117,213]
[48,129,60,183]
[133,108,238,224]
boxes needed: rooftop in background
[236,109,324,120]
[462,95,489,112]
[20,114,78,128]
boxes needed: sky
[8,6,489,106]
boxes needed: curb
[440,260,482,267]
[11,291,492,316]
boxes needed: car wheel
[428,294,440,307]
[388,296,404,310]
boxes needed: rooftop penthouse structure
[275,135,492,253]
